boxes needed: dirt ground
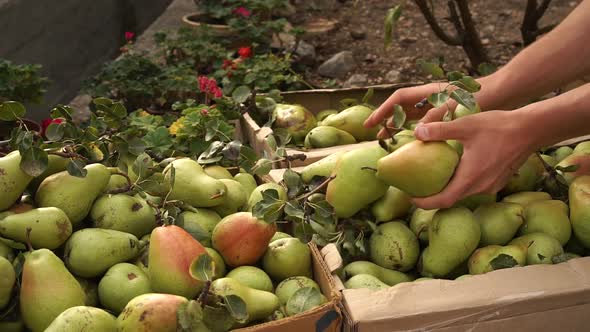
[292,0,583,87]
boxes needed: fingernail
[415,125,429,139]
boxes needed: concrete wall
[0,0,173,121]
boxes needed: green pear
[0,240,14,261]
[247,183,287,220]
[574,141,590,154]
[467,244,527,275]
[263,238,312,281]
[502,154,544,194]
[204,165,233,179]
[45,306,117,332]
[285,289,327,317]
[551,146,574,162]
[75,277,99,306]
[20,248,86,332]
[275,276,320,305]
[64,229,141,278]
[303,126,357,148]
[453,193,497,210]
[370,222,419,272]
[117,293,187,332]
[176,209,221,247]
[344,274,389,291]
[104,173,129,193]
[455,275,473,281]
[568,176,590,249]
[420,207,481,278]
[0,320,24,332]
[0,207,72,249]
[270,231,292,242]
[371,186,412,222]
[273,103,317,144]
[446,139,463,157]
[474,202,525,246]
[90,194,156,238]
[502,191,552,207]
[510,232,564,265]
[410,208,437,243]
[210,278,280,323]
[27,154,68,193]
[319,105,381,141]
[163,158,226,207]
[540,154,557,167]
[205,247,226,280]
[234,172,257,199]
[327,146,389,218]
[376,140,459,197]
[300,151,345,183]
[343,261,413,286]
[0,152,34,211]
[556,152,590,184]
[519,200,571,245]
[316,109,338,121]
[36,163,111,227]
[213,179,247,217]
[226,266,273,292]
[453,102,481,119]
[387,130,415,152]
[414,277,434,282]
[98,263,152,313]
[0,256,15,309]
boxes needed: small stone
[350,30,367,40]
[385,69,402,83]
[400,37,417,44]
[364,54,377,63]
[318,51,356,79]
[481,38,490,45]
[294,41,316,66]
[343,74,368,88]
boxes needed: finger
[418,106,449,124]
[364,90,404,128]
[414,120,468,142]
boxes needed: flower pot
[181,12,233,37]
[0,118,41,140]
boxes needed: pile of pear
[271,103,383,148]
[0,152,327,332]
[297,127,590,291]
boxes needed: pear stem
[25,227,33,252]
[296,175,336,202]
[198,280,212,308]
[105,171,134,195]
[146,200,164,226]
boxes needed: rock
[294,41,316,66]
[350,30,367,40]
[68,94,93,124]
[364,54,377,63]
[343,74,368,88]
[385,69,402,83]
[318,51,356,79]
[400,37,417,44]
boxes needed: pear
[551,146,574,162]
[573,141,590,153]
[262,238,312,281]
[117,293,188,332]
[176,209,221,247]
[0,256,15,309]
[98,263,152,313]
[213,179,248,217]
[205,247,226,280]
[319,105,381,141]
[344,274,389,291]
[446,139,463,157]
[0,320,24,332]
[453,193,497,211]
[410,208,437,243]
[212,212,276,267]
[556,152,590,184]
[316,109,338,121]
[519,200,571,245]
[149,225,207,298]
[387,129,415,152]
[211,278,280,323]
[300,151,345,183]
[64,229,141,278]
[45,306,117,332]
[564,236,588,256]
[203,165,233,179]
[75,277,99,306]
[376,140,459,197]
[455,275,473,281]
[226,266,273,292]
[420,207,481,278]
[371,186,412,222]
[270,231,292,242]
[234,172,257,199]
[275,276,320,305]
[502,154,544,194]
[0,152,34,211]
[90,194,156,238]
[27,154,68,193]
[247,183,287,210]
[502,191,552,207]
[370,222,419,272]
[452,103,481,119]
[104,173,129,193]
[163,158,226,207]
[303,126,357,148]
[568,176,590,248]
[540,154,557,167]
[467,244,527,275]
[327,146,389,218]
[36,163,111,227]
[414,277,434,282]
[510,232,564,265]
[273,103,317,144]
[20,248,86,332]
[0,207,72,249]
[0,240,14,261]
[474,202,525,246]
[343,261,413,286]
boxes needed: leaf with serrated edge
[189,253,215,282]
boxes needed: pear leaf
[252,189,285,223]
[537,253,546,261]
[198,141,225,164]
[309,201,335,226]
[284,168,303,199]
[132,152,153,180]
[66,159,87,178]
[127,137,147,156]
[284,200,305,220]
[285,287,324,316]
[384,5,403,48]
[143,127,173,154]
[93,97,113,107]
[308,219,331,238]
[221,140,242,161]
[266,134,278,151]
[340,98,358,109]
[450,76,481,93]
[111,102,127,119]
[556,164,580,173]
[20,147,48,177]
[273,128,292,148]
[362,88,375,105]
[450,89,477,113]
[49,105,73,121]
[252,158,273,176]
[311,233,329,247]
[189,253,215,282]
[490,254,519,270]
[232,85,251,104]
[416,59,445,79]
[176,300,210,332]
[255,96,277,115]
[223,295,249,323]
[0,101,26,121]
[182,222,211,249]
[202,305,237,332]
[447,71,464,82]
[0,237,26,250]
[392,104,406,128]
[477,62,497,76]
[45,122,64,141]
[427,91,449,108]
[552,253,579,264]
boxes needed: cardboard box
[240,83,419,168]
[236,243,343,332]
[320,243,590,332]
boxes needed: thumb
[414,121,466,142]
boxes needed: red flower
[238,47,252,59]
[125,31,135,42]
[222,59,234,70]
[197,76,223,99]
[233,7,251,18]
[212,87,223,98]
[201,109,209,116]
[41,118,64,138]
[198,76,210,92]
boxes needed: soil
[291,0,583,87]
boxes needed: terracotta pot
[0,118,41,140]
[181,12,233,37]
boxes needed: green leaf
[0,237,26,250]
[339,98,358,109]
[198,141,225,164]
[66,159,87,177]
[450,89,477,113]
[416,59,445,79]
[384,5,403,48]
[450,76,481,93]
[272,128,292,148]
[189,253,215,282]
[50,105,73,121]
[552,253,580,264]
[285,287,324,316]
[252,189,285,223]
[111,102,127,118]
[143,127,173,154]
[223,295,249,323]
[232,85,251,104]
[284,200,305,220]
[556,164,580,173]
[308,219,331,238]
[127,138,147,155]
[255,96,277,115]
[362,88,374,105]
[447,71,464,82]
[490,254,519,270]
[477,62,497,76]
[537,253,546,261]
[0,101,26,121]
[202,305,236,332]
[132,152,153,180]
[283,168,303,199]
[252,158,273,176]
[392,104,406,129]
[20,147,48,177]
[222,140,242,161]
[427,91,449,108]
[93,97,113,107]
[176,300,210,332]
